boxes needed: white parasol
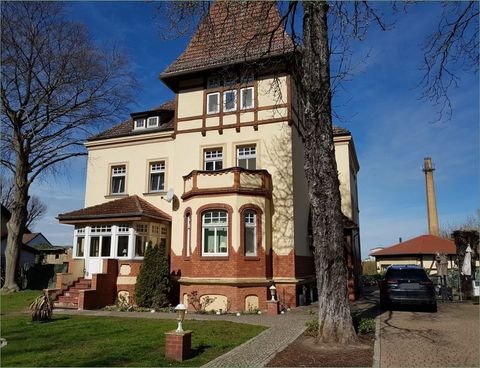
[462,245,472,276]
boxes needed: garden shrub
[135,245,171,309]
[358,318,376,334]
[304,319,319,337]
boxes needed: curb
[372,313,381,368]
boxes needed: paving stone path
[378,302,479,368]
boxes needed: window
[223,90,237,112]
[76,237,85,257]
[240,87,254,109]
[90,237,100,257]
[207,92,220,114]
[135,223,148,257]
[147,116,159,128]
[101,236,112,257]
[117,236,129,257]
[202,211,228,255]
[185,213,191,257]
[237,146,256,169]
[204,148,223,171]
[111,165,126,194]
[149,161,165,192]
[244,211,257,256]
[91,225,112,233]
[135,119,145,129]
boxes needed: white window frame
[207,92,220,114]
[149,161,166,192]
[240,87,254,110]
[111,165,126,195]
[204,148,223,171]
[244,211,257,256]
[223,90,237,112]
[135,119,146,129]
[147,116,159,128]
[186,213,191,257]
[134,222,149,258]
[202,211,228,256]
[237,145,256,169]
[89,226,113,258]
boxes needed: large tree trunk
[302,1,357,344]
[2,152,30,292]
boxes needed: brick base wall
[165,331,192,362]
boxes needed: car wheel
[430,303,437,313]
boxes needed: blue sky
[29,1,479,259]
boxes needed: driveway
[378,302,479,367]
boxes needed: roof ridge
[161,1,294,78]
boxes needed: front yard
[0,291,266,367]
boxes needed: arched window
[202,210,228,255]
[185,212,191,257]
[244,210,257,256]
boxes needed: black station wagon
[378,265,437,312]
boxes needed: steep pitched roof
[88,100,175,141]
[372,235,456,256]
[58,195,171,222]
[161,1,294,78]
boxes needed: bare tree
[1,176,47,229]
[0,2,136,292]
[420,1,479,121]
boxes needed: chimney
[422,157,439,236]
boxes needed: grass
[1,289,42,314]
[0,291,266,367]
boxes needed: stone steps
[53,277,92,310]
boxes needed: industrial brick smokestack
[422,157,439,236]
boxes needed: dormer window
[240,87,254,109]
[135,119,145,129]
[147,116,159,128]
[207,93,220,114]
[223,90,237,112]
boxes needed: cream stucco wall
[83,74,357,262]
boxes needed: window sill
[200,256,229,261]
[244,256,260,261]
[105,194,128,199]
[143,191,167,196]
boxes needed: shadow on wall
[263,124,294,256]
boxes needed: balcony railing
[182,167,272,200]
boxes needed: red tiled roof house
[55,2,361,311]
[371,235,456,274]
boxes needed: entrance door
[85,236,103,279]
[85,258,103,279]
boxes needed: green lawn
[1,290,42,314]
[0,292,266,367]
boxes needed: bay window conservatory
[73,222,169,260]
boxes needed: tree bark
[302,1,357,344]
[3,146,30,292]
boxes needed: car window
[386,269,429,281]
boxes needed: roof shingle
[161,1,294,78]
[89,100,175,141]
[371,235,456,256]
[58,195,171,222]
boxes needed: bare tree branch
[0,1,137,291]
[420,1,479,121]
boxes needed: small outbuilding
[371,234,456,274]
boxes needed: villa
[54,2,361,312]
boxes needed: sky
[27,1,479,260]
